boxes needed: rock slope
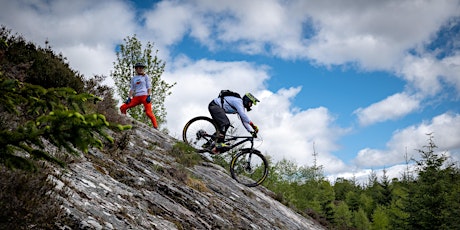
[51,121,326,230]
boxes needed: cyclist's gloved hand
[250,122,259,133]
[125,97,131,104]
[251,131,258,138]
[146,95,151,103]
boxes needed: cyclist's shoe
[211,142,229,154]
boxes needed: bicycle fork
[243,151,255,173]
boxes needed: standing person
[208,90,260,153]
[120,62,159,129]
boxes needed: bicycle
[182,116,269,187]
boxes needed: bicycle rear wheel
[230,149,269,187]
[182,116,218,151]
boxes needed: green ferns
[0,77,131,170]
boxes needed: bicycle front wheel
[230,149,269,187]
[182,116,218,151]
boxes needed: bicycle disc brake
[196,129,207,139]
[244,161,254,174]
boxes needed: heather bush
[0,166,78,229]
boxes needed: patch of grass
[151,163,164,173]
[168,142,202,167]
[186,176,210,193]
[210,152,232,169]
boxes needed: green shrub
[169,142,203,167]
[0,26,84,92]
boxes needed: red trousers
[120,95,158,129]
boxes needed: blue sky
[1,0,459,183]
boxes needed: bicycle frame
[197,130,255,152]
[224,135,255,151]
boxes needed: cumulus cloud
[440,54,460,93]
[355,50,460,126]
[141,0,309,56]
[250,88,350,173]
[400,53,460,96]
[354,93,421,126]
[0,0,136,78]
[354,112,460,167]
[139,0,460,68]
[328,164,412,186]
[144,1,194,46]
[304,0,459,69]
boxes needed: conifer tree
[0,77,131,170]
[352,208,371,230]
[334,201,353,229]
[371,205,390,230]
[406,133,459,229]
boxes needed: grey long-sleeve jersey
[212,96,255,133]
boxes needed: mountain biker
[208,91,260,153]
[120,62,159,129]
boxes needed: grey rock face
[51,121,325,230]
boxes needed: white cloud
[328,164,413,186]
[400,53,460,97]
[354,93,421,126]
[141,0,308,56]
[390,113,460,153]
[138,0,460,68]
[0,0,135,78]
[61,44,117,81]
[441,54,460,94]
[254,88,348,168]
[144,1,193,46]
[354,112,460,167]
[400,55,446,96]
[304,0,460,69]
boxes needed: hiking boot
[211,142,229,154]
